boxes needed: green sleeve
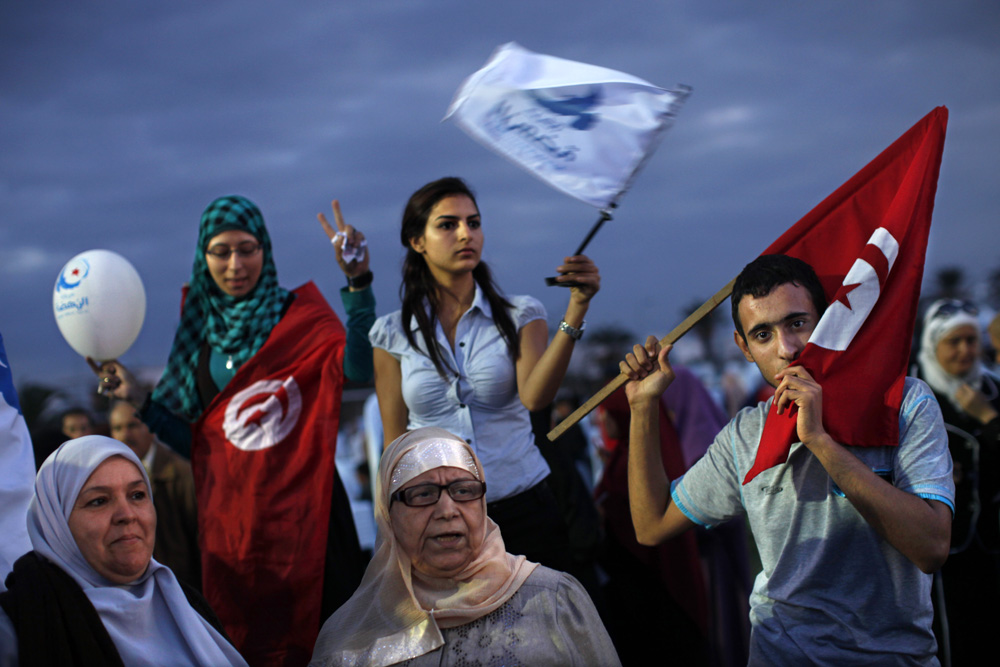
[340,285,376,384]
[140,396,194,459]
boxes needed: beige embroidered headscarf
[309,427,537,667]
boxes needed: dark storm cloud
[2,0,997,385]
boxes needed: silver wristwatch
[558,319,586,340]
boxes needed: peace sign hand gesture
[317,199,369,279]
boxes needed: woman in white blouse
[370,177,600,570]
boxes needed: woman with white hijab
[309,427,619,667]
[0,436,246,666]
[915,298,1000,665]
[918,299,1000,426]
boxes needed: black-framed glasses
[930,300,978,320]
[390,480,486,507]
[206,241,261,260]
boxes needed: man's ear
[734,329,755,363]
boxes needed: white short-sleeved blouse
[370,286,550,501]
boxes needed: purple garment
[663,366,752,667]
[662,366,729,469]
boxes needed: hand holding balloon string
[87,357,147,405]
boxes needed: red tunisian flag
[191,282,344,665]
[743,107,948,484]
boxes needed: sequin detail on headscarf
[151,195,289,421]
[308,427,537,666]
[390,438,480,494]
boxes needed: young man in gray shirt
[622,255,954,665]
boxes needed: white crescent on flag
[810,227,900,352]
[223,376,302,452]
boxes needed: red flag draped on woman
[193,282,345,663]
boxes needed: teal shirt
[339,285,377,385]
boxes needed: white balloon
[53,250,146,361]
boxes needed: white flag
[445,42,690,209]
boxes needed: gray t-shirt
[672,377,954,666]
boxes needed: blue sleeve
[140,397,193,459]
[369,311,406,359]
[671,410,752,528]
[511,295,546,330]
[896,378,955,513]
[340,285,376,384]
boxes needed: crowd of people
[1,178,997,666]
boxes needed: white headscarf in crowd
[28,436,247,667]
[918,299,986,410]
[310,427,537,667]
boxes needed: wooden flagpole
[547,275,737,441]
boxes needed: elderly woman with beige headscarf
[309,427,619,667]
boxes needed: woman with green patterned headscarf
[90,194,374,448]
[152,195,289,421]
[88,194,376,664]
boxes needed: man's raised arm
[621,337,695,546]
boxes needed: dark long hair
[400,177,518,377]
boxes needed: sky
[2,0,998,390]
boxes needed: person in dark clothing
[914,298,1000,665]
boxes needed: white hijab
[28,436,247,666]
[918,299,986,410]
[310,427,537,667]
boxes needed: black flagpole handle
[545,208,613,287]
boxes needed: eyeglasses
[206,241,261,260]
[390,479,486,507]
[930,300,978,320]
